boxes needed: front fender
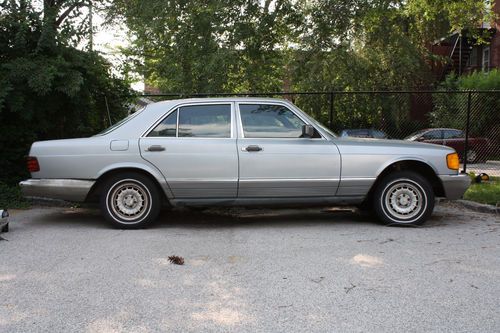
[375,156,439,178]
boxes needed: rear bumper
[439,174,471,200]
[19,179,95,202]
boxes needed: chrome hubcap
[108,181,150,222]
[384,180,425,221]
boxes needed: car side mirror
[302,124,315,138]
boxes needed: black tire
[1,224,8,233]
[356,200,374,217]
[100,172,161,229]
[373,171,434,226]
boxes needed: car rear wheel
[1,224,8,232]
[100,173,161,229]
[373,171,434,226]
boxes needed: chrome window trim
[235,101,325,140]
[142,102,235,139]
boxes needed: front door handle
[244,145,263,152]
[146,145,165,152]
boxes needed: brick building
[430,1,500,80]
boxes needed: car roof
[421,128,462,131]
[151,97,293,106]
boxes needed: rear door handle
[146,145,165,152]
[244,145,263,152]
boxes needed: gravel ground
[0,203,499,333]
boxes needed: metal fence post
[463,91,472,174]
[329,92,334,130]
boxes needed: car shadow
[27,205,452,230]
[150,207,381,229]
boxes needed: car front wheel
[374,171,434,226]
[100,173,161,229]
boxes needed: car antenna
[104,95,112,126]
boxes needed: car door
[139,103,238,198]
[236,102,341,197]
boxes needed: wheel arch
[86,164,171,204]
[362,158,445,207]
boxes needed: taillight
[26,156,40,172]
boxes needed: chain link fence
[138,91,500,176]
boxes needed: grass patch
[464,175,500,206]
[0,182,30,209]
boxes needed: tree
[106,0,302,93]
[0,1,133,185]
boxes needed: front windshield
[94,107,145,136]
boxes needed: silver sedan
[20,98,470,228]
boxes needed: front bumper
[439,174,471,200]
[19,179,95,202]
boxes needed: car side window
[422,130,442,140]
[443,130,463,139]
[178,104,231,138]
[148,109,177,137]
[239,104,306,138]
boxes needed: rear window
[95,108,144,136]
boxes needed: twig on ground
[168,255,185,265]
[344,283,356,294]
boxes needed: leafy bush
[0,2,134,186]
[431,71,500,139]
[0,182,29,209]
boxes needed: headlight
[446,153,459,170]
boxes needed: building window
[482,46,490,71]
[469,47,478,67]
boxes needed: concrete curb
[439,198,499,214]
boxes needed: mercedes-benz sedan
[20,98,470,228]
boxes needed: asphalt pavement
[1,203,499,332]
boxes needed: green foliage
[0,183,29,209]
[104,0,491,134]
[107,0,302,93]
[106,0,491,98]
[464,176,500,206]
[431,71,500,143]
[0,1,134,185]
[460,69,500,89]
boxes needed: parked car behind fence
[405,128,492,163]
[340,128,389,139]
